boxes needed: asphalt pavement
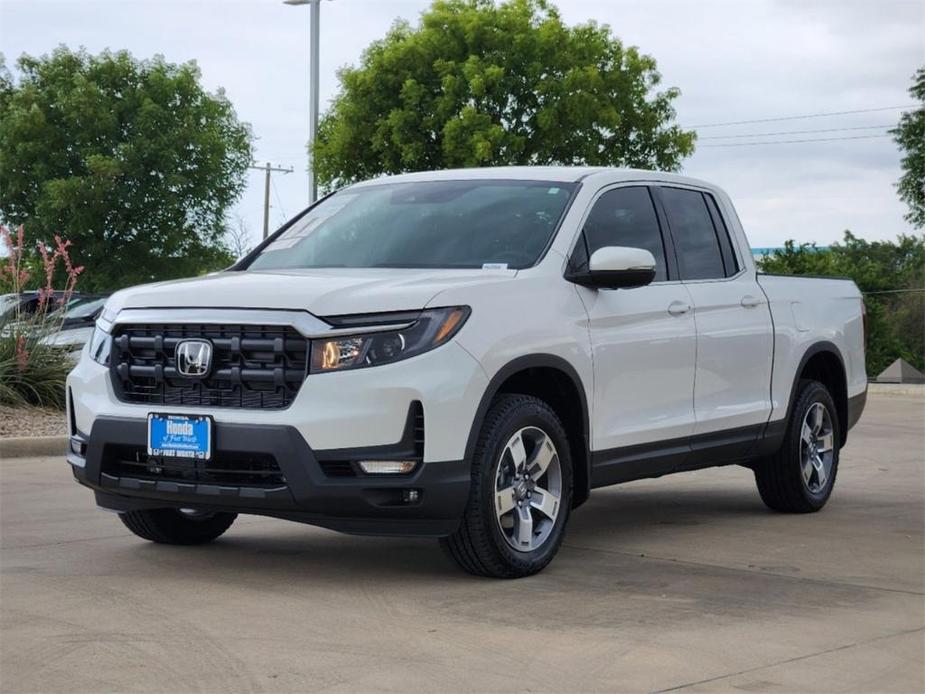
[1,393,922,693]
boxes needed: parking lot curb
[0,436,68,459]
[868,383,925,398]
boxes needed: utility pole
[249,162,294,239]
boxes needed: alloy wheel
[800,402,835,494]
[493,426,562,552]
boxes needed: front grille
[111,323,308,409]
[412,402,425,457]
[318,461,356,477]
[102,445,286,487]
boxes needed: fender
[463,354,592,508]
[761,340,849,453]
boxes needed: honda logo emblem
[175,339,213,378]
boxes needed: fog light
[357,460,417,474]
[69,437,87,457]
[402,489,421,504]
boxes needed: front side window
[574,186,668,282]
[660,187,726,281]
[246,180,576,271]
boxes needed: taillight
[861,298,868,349]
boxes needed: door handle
[668,301,691,316]
[741,295,762,308]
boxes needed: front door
[571,186,697,483]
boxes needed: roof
[349,166,716,189]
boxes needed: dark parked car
[0,291,106,322]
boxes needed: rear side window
[660,187,726,280]
[577,186,668,282]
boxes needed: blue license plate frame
[147,413,212,460]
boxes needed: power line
[700,134,892,148]
[698,124,892,140]
[270,178,289,226]
[688,105,917,129]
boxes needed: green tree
[0,47,253,291]
[314,0,695,189]
[759,232,925,375]
[0,55,12,109]
[892,67,924,228]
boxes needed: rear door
[654,186,773,461]
[570,185,697,480]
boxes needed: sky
[1,0,923,251]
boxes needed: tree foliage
[892,67,925,229]
[759,232,925,375]
[314,0,695,189]
[0,47,253,291]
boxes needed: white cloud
[1,0,921,250]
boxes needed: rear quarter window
[704,194,740,276]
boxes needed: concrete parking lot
[1,393,923,693]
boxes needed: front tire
[120,508,237,545]
[441,394,573,578]
[754,379,840,513]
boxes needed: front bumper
[69,417,470,536]
[67,340,488,464]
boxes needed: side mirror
[569,246,657,289]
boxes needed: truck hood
[105,268,517,318]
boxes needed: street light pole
[284,0,324,204]
[308,0,320,204]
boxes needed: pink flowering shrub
[0,225,33,291]
[1,224,84,408]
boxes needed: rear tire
[441,394,573,578]
[120,508,237,545]
[754,379,840,513]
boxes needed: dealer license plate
[147,414,212,460]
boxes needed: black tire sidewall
[122,508,237,544]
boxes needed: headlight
[88,325,112,366]
[311,306,470,373]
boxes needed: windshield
[247,180,577,271]
[64,296,107,321]
[0,294,17,321]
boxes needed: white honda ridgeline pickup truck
[67,167,868,578]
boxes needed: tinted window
[578,187,668,282]
[705,194,739,276]
[660,187,725,280]
[247,180,576,271]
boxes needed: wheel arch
[789,342,849,446]
[465,354,592,508]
